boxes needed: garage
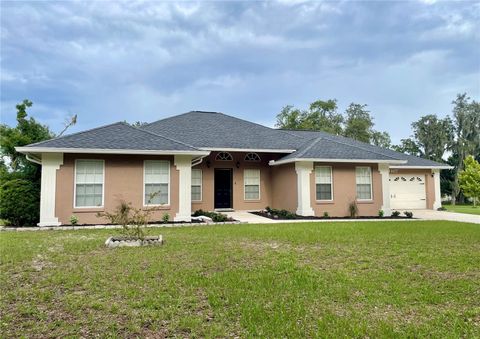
[389,174,427,209]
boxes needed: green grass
[443,204,480,215]
[1,221,479,337]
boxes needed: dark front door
[214,169,233,209]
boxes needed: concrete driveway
[413,209,480,224]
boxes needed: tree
[411,114,454,162]
[343,103,374,143]
[0,100,76,225]
[371,131,391,149]
[392,138,421,156]
[458,155,480,206]
[451,94,480,204]
[275,105,304,130]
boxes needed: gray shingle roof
[278,136,403,162]
[19,111,449,168]
[282,130,448,167]
[142,111,303,150]
[23,122,200,151]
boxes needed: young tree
[458,155,480,206]
[451,94,480,204]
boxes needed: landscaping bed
[251,208,415,220]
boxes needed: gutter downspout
[26,153,42,165]
[191,154,208,167]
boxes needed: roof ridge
[25,121,125,147]
[294,136,324,158]
[123,122,199,150]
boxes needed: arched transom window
[215,152,233,161]
[244,152,261,162]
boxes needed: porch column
[378,164,391,215]
[295,161,315,216]
[174,155,192,222]
[432,169,441,210]
[38,153,63,226]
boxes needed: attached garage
[389,173,427,210]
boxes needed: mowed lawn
[444,204,480,216]
[1,221,479,338]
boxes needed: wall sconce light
[236,161,240,169]
[206,160,211,168]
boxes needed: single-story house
[16,111,451,226]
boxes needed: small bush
[0,179,40,226]
[378,210,384,218]
[391,210,401,217]
[404,211,413,218]
[349,201,358,218]
[323,211,330,218]
[70,215,79,225]
[162,213,170,223]
[437,206,447,211]
[265,206,273,214]
[192,209,229,222]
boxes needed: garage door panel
[390,174,427,210]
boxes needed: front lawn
[1,221,479,337]
[443,204,480,215]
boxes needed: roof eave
[199,147,296,153]
[390,165,453,170]
[15,147,210,156]
[269,158,408,166]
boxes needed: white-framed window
[356,166,372,200]
[74,160,104,208]
[244,169,260,200]
[244,152,261,162]
[216,152,233,161]
[191,169,202,202]
[144,160,170,206]
[315,166,333,201]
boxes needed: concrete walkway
[225,210,480,224]
[412,209,480,224]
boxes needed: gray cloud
[1,1,478,142]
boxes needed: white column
[432,169,441,210]
[378,164,391,215]
[38,153,63,226]
[295,161,315,216]
[174,155,192,222]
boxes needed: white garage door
[389,174,427,209]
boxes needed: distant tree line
[276,94,480,204]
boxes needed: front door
[214,169,233,209]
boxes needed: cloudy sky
[1,0,479,143]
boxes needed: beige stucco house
[16,111,451,226]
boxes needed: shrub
[192,209,229,222]
[378,210,384,218]
[70,215,79,226]
[437,206,447,211]
[404,211,413,218]
[162,213,170,224]
[265,206,273,214]
[97,200,157,239]
[349,201,358,218]
[0,179,40,226]
[323,211,330,218]
[391,210,401,217]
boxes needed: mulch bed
[251,211,414,220]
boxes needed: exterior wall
[55,154,179,225]
[389,168,435,209]
[310,163,383,217]
[271,163,298,212]
[191,152,281,211]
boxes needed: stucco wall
[310,163,383,217]
[55,154,179,225]
[191,152,281,211]
[270,163,298,212]
[390,168,435,209]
